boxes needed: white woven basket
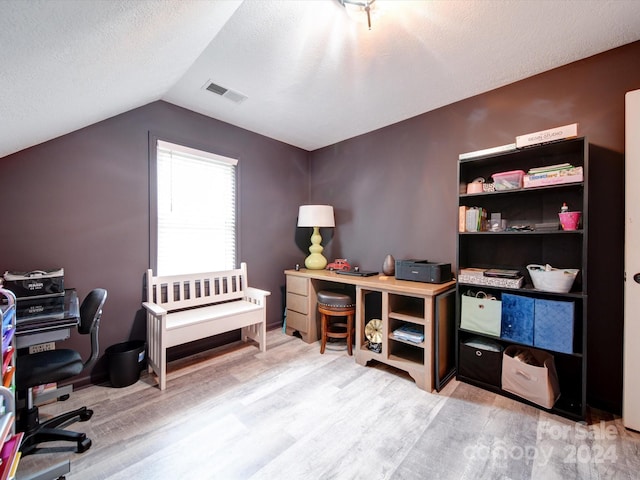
[527,264,579,293]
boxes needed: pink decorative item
[558,211,581,230]
[326,258,351,271]
[466,181,484,194]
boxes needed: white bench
[142,263,270,390]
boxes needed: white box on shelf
[458,273,524,289]
[516,123,578,148]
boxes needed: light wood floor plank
[16,330,640,480]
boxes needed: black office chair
[16,288,107,455]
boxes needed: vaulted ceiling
[2,0,640,158]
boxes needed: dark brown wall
[1,101,309,383]
[3,40,639,413]
[310,41,640,413]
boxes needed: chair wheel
[77,437,91,453]
[79,409,93,422]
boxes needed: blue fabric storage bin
[534,298,575,353]
[501,293,534,345]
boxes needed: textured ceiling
[2,0,640,158]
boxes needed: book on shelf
[527,163,573,174]
[484,269,521,279]
[464,207,487,232]
[458,267,487,278]
[459,206,467,232]
[391,324,424,344]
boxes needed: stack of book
[523,163,583,188]
[391,324,424,344]
[459,206,487,232]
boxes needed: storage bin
[501,345,560,409]
[2,268,64,298]
[15,294,65,319]
[460,293,502,336]
[501,293,534,345]
[527,264,579,293]
[534,298,575,354]
[458,338,504,387]
[491,170,525,190]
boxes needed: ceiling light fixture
[340,0,376,30]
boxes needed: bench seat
[143,263,269,390]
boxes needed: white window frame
[149,135,238,275]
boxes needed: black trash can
[105,340,146,388]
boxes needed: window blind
[156,140,237,276]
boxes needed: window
[152,139,237,275]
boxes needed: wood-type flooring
[16,329,640,479]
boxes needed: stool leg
[320,312,327,354]
[346,312,353,356]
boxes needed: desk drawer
[286,309,308,334]
[287,276,308,296]
[287,292,308,315]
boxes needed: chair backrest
[79,288,107,370]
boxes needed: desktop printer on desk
[395,260,452,284]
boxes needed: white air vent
[203,80,248,104]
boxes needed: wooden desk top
[284,269,455,297]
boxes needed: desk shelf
[388,340,425,365]
[388,311,425,325]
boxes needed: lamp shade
[297,205,335,227]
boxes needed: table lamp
[297,205,335,269]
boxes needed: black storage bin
[106,340,146,388]
[458,338,504,388]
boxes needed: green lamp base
[305,226,328,270]
[305,253,328,270]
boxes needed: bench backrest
[146,263,248,312]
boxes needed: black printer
[395,259,452,284]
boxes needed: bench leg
[242,323,266,352]
[159,349,167,390]
[261,321,266,352]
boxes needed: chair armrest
[245,287,271,298]
[142,302,167,317]
[245,287,271,304]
